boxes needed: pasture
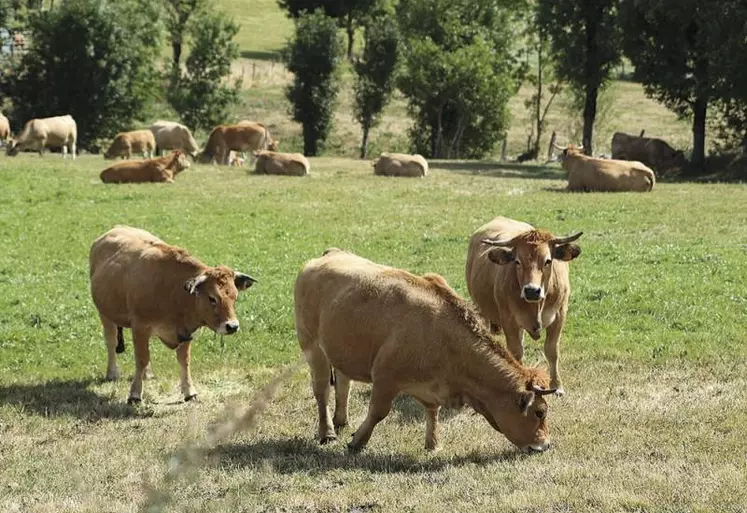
[0,155,746,512]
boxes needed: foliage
[167,10,241,133]
[353,14,399,158]
[397,0,525,159]
[163,0,207,72]
[284,10,343,156]
[5,0,162,150]
[538,0,622,156]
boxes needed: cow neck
[167,259,210,338]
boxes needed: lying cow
[6,114,77,159]
[100,151,190,184]
[295,248,555,453]
[149,120,199,159]
[104,129,157,160]
[253,150,309,176]
[89,226,256,404]
[466,218,582,395]
[0,113,10,146]
[373,153,428,177]
[556,144,655,192]
[200,122,279,165]
[611,132,686,176]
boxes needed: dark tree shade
[284,10,343,156]
[163,0,206,73]
[538,0,621,156]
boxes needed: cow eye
[515,260,522,267]
[208,296,217,305]
[535,408,546,420]
[544,259,552,266]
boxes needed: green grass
[0,155,746,512]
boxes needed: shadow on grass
[431,161,565,181]
[0,378,159,421]
[240,50,281,61]
[212,436,522,475]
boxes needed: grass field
[0,155,746,512]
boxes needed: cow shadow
[0,378,163,421]
[211,436,522,476]
[431,161,565,180]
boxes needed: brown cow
[200,122,278,165]
[6,115,77,159]
[89,226,256,404]
[104,129,157,160]
[557,144,655,192]
[611,132,686,176]
[253,150,309,176]
[0,113,10,145]
[466,217,582,395]
[373,153,428,177]
[100,152,190,184]
[149,120,199,158]
[295,248,556,453]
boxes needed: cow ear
[234,272,257,291]
[487,248,514,265]
[552,244,581,262]
[184,274,208,296]
[518,391,535,413]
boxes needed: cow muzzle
[521,285,545,303]
[218,320,240,335]
[522,441,551,454]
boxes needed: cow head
[184,266,257,335]
[5,140,19,157]
[472,368,555,453]
[483,229,582,303]
[169,151,191,174]
[267,138,279,152]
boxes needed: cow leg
[305,347,336,444]
[332,370,352,434]
[71,142,76,160]
[100,316,120,381]
[503,318,525,362]
[176,341,197,401]
[544,308,567,396]
[62,145,68,159]
[424,404,441,451]
[348,383,397,453]
[128,327,151,404]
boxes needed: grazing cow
[149,120,199,159]
[611,132,686,176]
[6,115,77,159]
[295,248,556,453]
[89,226,256,404]
[373,153,428,177]
[466,217,582,395]
[104,130,157,160]
[0,113,10,145]
[557,144,655,192]
[200,122,279,165]
[253,150,309,176]
[100,151,190,184]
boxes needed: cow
[373,153,428,177]
[6,115,77,159]
[466,217,582,395]
[253,150,309,176]
[104,130,157,160]
[0,113,10,146]
[556,144,656,192]
[100,151,191,184]
[199,122,279,165]
[89,226,257,404]
[149,120,199,159]
[295,248,556,454]
[611,132,686,176]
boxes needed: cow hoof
[319,435,337,445]
[554,387,566,397]
[127,397,142,405]
[184,394,198,402]
[346,441,364,454]
[105,371,120,381]
[333,423,347,435]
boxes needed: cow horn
[551,231,583,245]
[481,237,515,248]
[531,384,557,396]
[552,141,565,151]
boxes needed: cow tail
[115,327,125,353]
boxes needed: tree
[353,14,399,158]
[167,11,241,133]
[397,0,526,159]
[620,0,747,170]
[538,0,621,156]
[163,0,206,74]
[284,10,343,156]
[7,0,162,149]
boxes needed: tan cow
[295,248,556,454]
[0,113,10,145]
[90,226,256,404]
[466,217,582,395]
[373,153,428,177]
[557,144,655,192]
[100,151,190,184]
[149,120,199,158]
[253,150,309,176]
[104,129,157,160]
[611,132,686,176]
[6,114,77,159]
[200,122,279,165]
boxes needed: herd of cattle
[0,112,686,190]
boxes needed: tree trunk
[582,85,598,156]
[360,118,370,159]
[582,10,599,156]
[346,12,355,61]
[691,95,707,171]
[533,33,543,156]
[172,39,182,72]
[303,126,317,157]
